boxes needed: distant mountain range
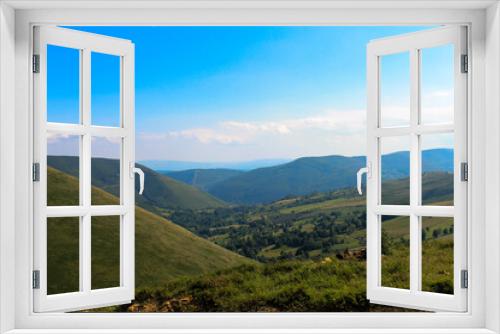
[164,168,244,191]
[139,159,291,171]
[49,148,453,207]
[163,149,453,204]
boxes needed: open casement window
[33,26,138,312]
[365,26,468,312]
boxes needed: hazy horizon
[48,26,453,162]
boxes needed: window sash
[366,25,468,312]
[32,26,135,313]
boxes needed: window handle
[130,163,145,195]
[356,163,370,195]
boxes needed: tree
[381,229,393,256]
[432,228,442,239]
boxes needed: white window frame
[365,26,468,312]
[33,26,136,312]
[0,1,499,333]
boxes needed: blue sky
[47,26,454,162]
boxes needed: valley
[46,151,454,312]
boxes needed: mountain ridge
[140,158,291,171]
[201,149,453,204]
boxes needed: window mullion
[81,48,92,293]
[409,48,422,293]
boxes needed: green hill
[47,156,226,211]
[381,171,453,205]
[47,167,252,295]
[206,149,453,204]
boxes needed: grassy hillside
[207,149,453,204]
[47,167,252,295]
[163,168,243,191]
[48,156,226,211]
[382,171,453,205]
[113,234,452,313]
[381,232,453,294]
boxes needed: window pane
[420,45,454,125]
[47,217,80,295]
[421,133,454,206]
[92,52,121,127]
[421,217,454,294]
[381,215,410,289]
[381,136,410,205]
[91,137,121,205]
[47,134,80,206]
[47,45,80,124]
[380,52,410,128]
[92,216,121,290]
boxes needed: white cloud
[137,109,367,161]
[48,105,454,162]
[157,109,367,146]
[170,128,245,144]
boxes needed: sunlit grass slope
[112,233,453,313]
[46,167,253,295]
[113,258,425,312]
[381,235,454,294]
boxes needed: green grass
[108,256,440,312]
[47,167,253,295]
[91,216,121,289]
[98,235,453,312]
[258,245,298,259]
[279,197,365,215]
[422,235,454,294]
[381,236,454,294]
[112,259,378,312]
[382,216,453,240]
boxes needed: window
[32,24,468,314]
[4,2,495,332]
[33,26,139,312]
[364,26,467,311]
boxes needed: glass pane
[91,216,121,290]
[421,133,454,206]
[47,217,80,295]
[420,45,454,125]
[380,52,410,128]
[381,136,410,205]
[91,137,121,205]
[381,215,410,289]
[91,52,121,127]
[47,45,80,124]
[421,217,454,294]
[47,134,80,206]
